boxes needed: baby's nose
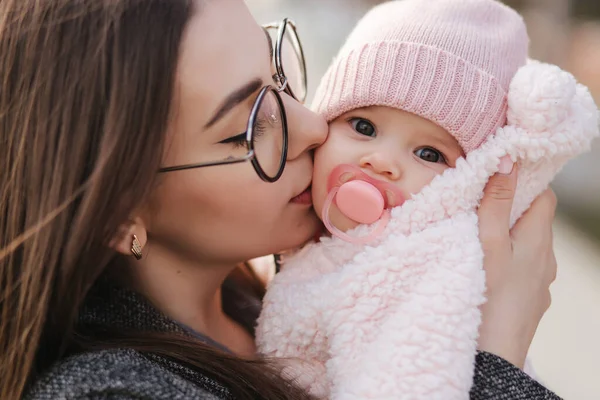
[359,152,401,180]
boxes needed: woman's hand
[476,157,558,369]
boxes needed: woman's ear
[109,217,148,260]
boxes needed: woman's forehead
[176,0,270,126]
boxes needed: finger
[478,156,518,247]
[511,188,557,240]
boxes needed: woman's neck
[122,245,250,351]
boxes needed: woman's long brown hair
[0,1,313,399]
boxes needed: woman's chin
[278,208,323,251]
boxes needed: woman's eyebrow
[204,78,263,129]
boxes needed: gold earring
[131,234,143,260]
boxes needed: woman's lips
[291,186,312,205]
[327,164,404,208]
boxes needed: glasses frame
[158,19,306,183]
[264,18,308,103]
[159,84,289,182]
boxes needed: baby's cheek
[312,140,342,220]
[311,124,356,222]
[407,164,448,196]
[311,156,329,221]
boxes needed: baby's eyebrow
[426,133,464,156]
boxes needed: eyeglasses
[264,19,307,104]
[158,18,307,183]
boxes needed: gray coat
[25,277,561,399]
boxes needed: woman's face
[146,0,327,266]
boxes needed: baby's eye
[415,147,446,164]
[349,118,376,137]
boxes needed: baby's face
[313,106,464,232]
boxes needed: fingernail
[498,156,514,175]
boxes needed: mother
[0,0,560,399]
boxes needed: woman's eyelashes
[220,131,247,148]
[219,118,267,148]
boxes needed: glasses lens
[252,89,285,179]
[280,23,307,102]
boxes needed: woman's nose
[283,95,328,160]
[359,152,402,181]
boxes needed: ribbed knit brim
[312,0,529,152]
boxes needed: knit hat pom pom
[507,60,578,133]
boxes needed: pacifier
[322,164,404,244]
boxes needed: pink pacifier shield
[321,164,404,244]
[336,180,384,224]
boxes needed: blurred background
[247,0,600,398]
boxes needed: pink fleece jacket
[256,60,599,399]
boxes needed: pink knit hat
[312,0,530,152]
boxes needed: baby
[257,0,599,399]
